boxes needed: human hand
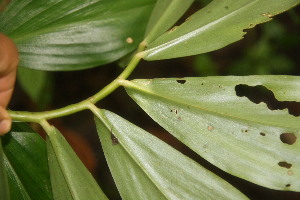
[0,33,19,135]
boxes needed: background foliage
[1,0,300,199]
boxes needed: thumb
[0,106,11,135]
[0,33,19,108]
[0,33,19,134]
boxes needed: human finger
[0,106,11,135]
[0,33,18,108]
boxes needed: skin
[0,0,11,12]
[0,33,19,135]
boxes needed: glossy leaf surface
[2,122,53,200]
[94,109,247,200]
[143,0,300,60]
[0,0,154,71]
[124,76,300,191]
[144,0,194,44]
[46,126,108,200]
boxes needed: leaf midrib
[96,112,169,200]
[144,0,259,56]
[125,81,300,130]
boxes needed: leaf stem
[89,52,143,104]
[39,119,53,134]
[9,49,144,123]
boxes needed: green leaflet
[46,126,108,200]
[143,0,300,60]
[144,0,194,44]
[124,76,300,191]
[2,122,53,200]
[4,157,31,200]
[17,67,53,108]
[0,137,10,200]
[0,0,154,71]
[94,109,248,200]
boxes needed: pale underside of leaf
[124,76,300,191]
[46,127,108,200]
[143,0,194,44]
[47,138,73,200]
[143,0,300,60]
[95,109,248,200]
[95,114,166,200]
[0,0,155,70]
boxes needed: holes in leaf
[280,133,297,145]
[260,132,266,136]
[176,80,186,84]
[235,84,300,117]
[278,161,292,169]
[171,109,178,114]
[241,129,249,133]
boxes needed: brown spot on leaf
[168,26,178,33]
[208,126,214,131]
[278,161,292,169]
[280,133,297,145]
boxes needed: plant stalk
[9,49,144,123]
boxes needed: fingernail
[0,119,11,135]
